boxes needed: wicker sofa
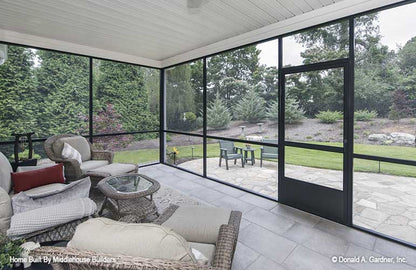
[32,205,242,270]
[0,151,96,242]
[44,134,114,182]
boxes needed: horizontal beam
[0,29,162,68]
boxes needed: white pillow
[61,142,82,165]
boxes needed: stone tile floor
[180,158,416,245]
[140,164,416,270]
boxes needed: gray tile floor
[140,164,416,270]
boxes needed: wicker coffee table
[97,174,160,222]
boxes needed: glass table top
[105,174,153,193]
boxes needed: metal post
[277,37,284,202]
[160,69,166,163]
[89,57,93,143]
[203,58,207,177]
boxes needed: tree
[207,46,261,107]
[95,60,158,136]
[234,90,266,123]
[388,90,413,120]
[266,98,305,124]
[165,64,196,130]
[255,66,279,102]
[36,50,89,137]
[0,46,37,140]
[207,93,232,129]
[88,103,133,150]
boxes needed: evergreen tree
[284,97,305,124]
[95,60,158,134]
[36,50,89,136]
[234,89,266,123]
[266,98,305,124]
[0,46,37,140]
[165,64,196,130]
[207,93,232,129]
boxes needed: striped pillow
[61,142,82,165]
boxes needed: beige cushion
[189,242,216,266]
[162,206,231,244]
[87,163,137,177]
[80,160,109,174]
[22,183,67,197]
[0,187,12,233]
[53,136,91,162]
[68,218,197,263]
[0,152,13,193]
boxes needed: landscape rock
[390,132,415,144]
[368,134,388,141]
[368,132,415,145]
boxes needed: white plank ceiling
[0,0,404,67]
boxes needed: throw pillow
[11,177,91,214]
[11,164,65,193]
[61,142,82,165]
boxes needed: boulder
[390,132,415,145]
[368,134,388,141]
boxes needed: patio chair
[260,139,278,167]
[219,140,244,170]
[0,151,96,242]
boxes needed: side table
[243,148,256,165]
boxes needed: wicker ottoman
[86,163,138,184]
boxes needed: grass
[113,142,416,177]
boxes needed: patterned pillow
[61,142,82,165]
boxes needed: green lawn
[114,142,416,177]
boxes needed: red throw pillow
[11,164,65,193]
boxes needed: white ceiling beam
[161,0,404,67]
[0,29,162,68]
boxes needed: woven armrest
[153,204,179,225]
[91,150,114,163]
[31,246,215,270]
[212,224,238,270]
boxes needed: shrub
[207,94,232,129]
[10,149,41,161]
[195,117,203,129]
[265,98,305,124]
[0,235,24,268]
[184,112,196,121]
[234,90,266,123]
[354,110,377,121]
[316,110,343,124]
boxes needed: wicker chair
[44,134,114,182]
[31,205,242,270]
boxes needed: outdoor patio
[180,158,416,244]
[140,164,416,270]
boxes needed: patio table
[243,148,256,165]
[97,173,160,222]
